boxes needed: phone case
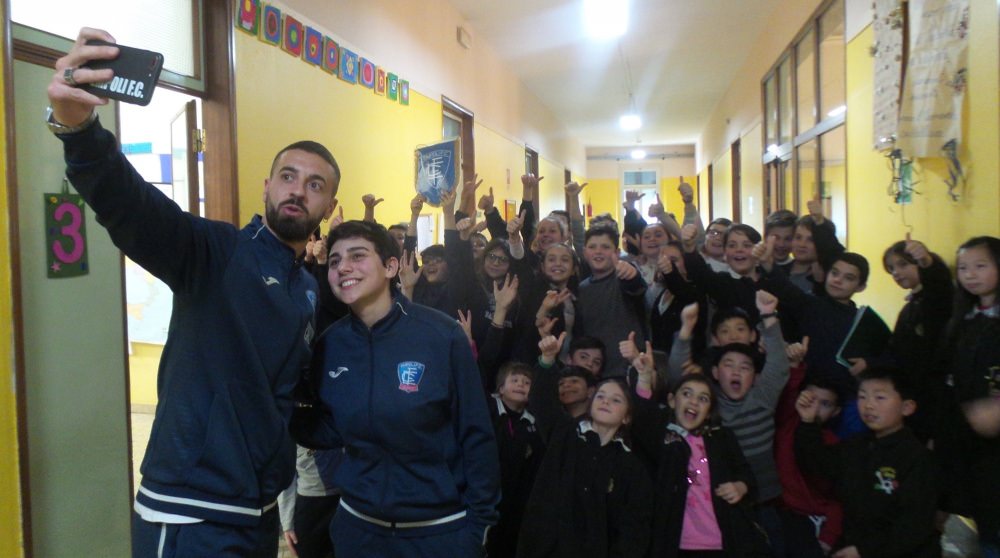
[81,40,164,106]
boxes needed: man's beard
[265,197,322,244]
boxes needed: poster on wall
[261,4,282,45]
[896,0,969,157]
[237,0,259,35]
[415,139,460,207]
[871,0,905,150]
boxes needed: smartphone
[81,40,164,106]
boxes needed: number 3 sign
[44,192,89,278]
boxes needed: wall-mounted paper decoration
[871,0,905,150]
[235,1,409,108]
[339,48,359,84]
[237,0,259,35]
[359,58,376,89]
[415,139,460,207]
[322,37,339,75]
[303,26,323,65]
[387,73,399,101]
[399,79,410,106]
[45,192,89,278]
[897,0,969,159]
[282,14,304,57]
[375,67,386,95]
[261,4,282,45]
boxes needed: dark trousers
[330,506,483,558]
[293,494,340,558]
[780,510,825,558]
[131,508,278,558]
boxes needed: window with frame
[11,0,205,90]
[761,0,846,241]
[622,169,660,222]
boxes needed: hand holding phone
[81,39,164,106]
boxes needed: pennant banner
[415,139,460,207]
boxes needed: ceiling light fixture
[619,114,641,130]
[631,149,647,160]
[584,0,628,40]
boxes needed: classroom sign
[45,192,89,278]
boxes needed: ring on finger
[63,67,78,87]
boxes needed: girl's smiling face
[589,381,630,430]
[669,379,713,431]
[542,244,575,285]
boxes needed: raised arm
[748,290,791,410]
[361,193,383,223]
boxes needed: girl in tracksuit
[631,373,770,558]
[517,378,653,558]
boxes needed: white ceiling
[448,0,780,149]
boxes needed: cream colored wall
[740,123,765,232]
[696,0,824,170]
[711,150,733,220]
[281,0,585,173]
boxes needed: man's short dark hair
[713,342,763,373]
[270,140,342,187]
[388,223,407,233]
[710,306,753,335]
[708,217,732,230]
[420,244,445,261]
[857,366,916,401]
[724,223,762,246]
[800,374,842,406]
[584,226,619,250]
[765,210,798,234]
[326,220,400,266]
[832,251,870,285]
[496,361,533,389]
[560,365,596,387]
[569,335,606,359]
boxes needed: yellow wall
[233,30,578,235]
[474,123,528,217]
[0,1,25,552]
[129,343,162,406]
[846,12,1000,323]
[585,178,619,225]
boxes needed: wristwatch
[759,312,779,319]
[45,106,97,135]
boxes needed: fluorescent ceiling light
[619,114,641,130]
[631,149,646,160]
[766,144,781,155]
[827,105,847,118]
[584,0,628,40]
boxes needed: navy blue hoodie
[293,293,500,539]
[61,120,317,526]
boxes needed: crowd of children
[283,175,1000,558]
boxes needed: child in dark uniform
[631,372,769,558]
[795,367,938,558]
[487,362,545,558]
[517,378,653,558]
